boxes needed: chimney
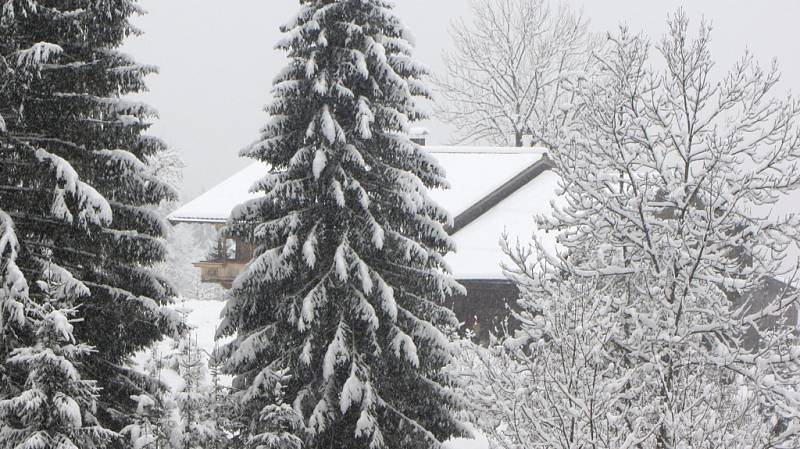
[410,127,429,146]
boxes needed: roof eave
[167,216,228,226]
[168,151,555,232]
[449,154,554,235]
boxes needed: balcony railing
[194,260,247,289]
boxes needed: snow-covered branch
[453,10,800,449]
[434,0,599,146]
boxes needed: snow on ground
[132,298,230,389]
[132,298,490,448]
[444,435,490,449]
[442,422,490,449]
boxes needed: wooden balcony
[194,260,247,289]
[193,238,255,288]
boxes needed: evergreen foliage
[0,0,183,432]
[0,210,28,369]
[206,345,242,449]
[206,236,235,262]
[0,267,118,449]
[120,393,171,449]
[217,1,466,447]
[172,335,227,449]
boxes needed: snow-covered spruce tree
[217,1,466,448]
[0,266,118,449]
[207,344,241,448]
[206,235,236,262]
[0,210,28,388]
[464,11,800,449]
[0,0,182,432]
[121,393,172,449]
[137,344,184,449]
[241,369,304,449]
[171,335,226,449]
[0,4,45,399]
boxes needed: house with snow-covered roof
[168,143,559,340]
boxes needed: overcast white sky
[122,0,800,199]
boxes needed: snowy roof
[168,146,561,279]
[447,170,561,279]
[168,162,268,224]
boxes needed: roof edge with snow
[167,146,551,228]
[450,154,552,234]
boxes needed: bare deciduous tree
[435,0,597,147]
[452,10,800,449]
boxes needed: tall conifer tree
[0,0,182,432]
[217,1,465,447]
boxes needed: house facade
[168,145,560,340]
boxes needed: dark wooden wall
[446,279,519,343]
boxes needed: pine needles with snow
[216,1,467,448]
